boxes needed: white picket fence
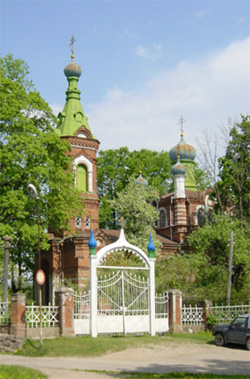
[208,303,250,324]
[182,303,250,326]
[0,300,11,325]
[182,304,204,325]
[25,303,59,328]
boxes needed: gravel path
[1,342,249,378]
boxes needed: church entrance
[74,228,169,337]
[97,268,150,334]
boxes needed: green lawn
[0,365,47,379]
[14,332,214,357]
[0,366,248,379]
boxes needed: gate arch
[89,228,156,337]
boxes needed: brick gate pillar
[55,287,75,337]
[168,289,183,333]
[10,293,26,339]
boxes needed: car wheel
[215,333,225,347]
[246,338,250,351]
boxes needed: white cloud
[135,45,149,58]
[87,37,250,155]
[134,43,163,60]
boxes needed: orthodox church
[38,49,212,304]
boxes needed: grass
[0,365,47,379]
[0,366,248,379]
[13,332,215,357]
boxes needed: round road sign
[36,270,45,285]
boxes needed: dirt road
[1,342,249,378]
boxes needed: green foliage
[217,115,250,221]
[0,365,47,379]
[109,177,161,254]
[192,162,212,192]
[0,54,84,290]
[97,147,172,228]
[186,215,250,303]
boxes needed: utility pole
[226,230,234,306]
[3,235,10,303]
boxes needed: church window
[77,164,87,192]
[151,199,158,209]
[197,208,206,227]
[75,217,81,228]
[78,132,86,138]
[160,209,167,227]
[85,217,91,229]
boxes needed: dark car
[212,314,250,350]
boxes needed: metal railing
[74,291,90,319]
[0,300,11,325]
[155,293,168,319]
[25,303,59,328]
[182,304,204,325]
[208,303,250,324]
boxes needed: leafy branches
[0,54,84,290]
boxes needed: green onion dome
[64,61,82,78]
[169,134,196,162]
[171,157,187,176]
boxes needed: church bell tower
[56,37,100,233]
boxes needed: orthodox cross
[70,35,76,59]
[178,115,186,136]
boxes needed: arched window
[197,207,206,227]
[77,164,87,192]
[159,209,167,227]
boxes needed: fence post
[167,289,182,333]
[55,287,75,337]
[201,300,213,331]
[10,293,26,339]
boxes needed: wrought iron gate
[97,270,150,334]
[73,228,169,336]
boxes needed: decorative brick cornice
[61,136,100,151]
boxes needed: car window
[232,317,246,328]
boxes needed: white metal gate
[73,228,169,336]
[97,270,150,334]
[73,281,169,335]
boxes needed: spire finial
[70,35,76,60]
[178,115,186,137]
[120,217,124,229]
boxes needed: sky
[1,0,250,156]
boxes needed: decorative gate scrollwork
[97,270,150,334]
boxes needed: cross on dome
[70,35,76,60]
[178,115,186,137]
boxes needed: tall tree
[97,148,172,228]
[186,215,250,303]
[218,115,250,221]
[0,54,84,290]
[109,177,161,253]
